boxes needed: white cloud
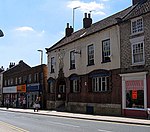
[67,0,105,16]
[15,26,34,32]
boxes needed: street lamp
[73,6,80,29]
[0,29,4,37]
[37,50,43,65]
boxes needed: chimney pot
[84,13,87,18]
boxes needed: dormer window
[131,17,143,35]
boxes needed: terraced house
[119,0,150,118]
[46,0,150,117]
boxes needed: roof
[46,7,132,52]
[123,0,150,20]
[47,0,150,52]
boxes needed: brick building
[2,60,47,109]
[119,0,150,118]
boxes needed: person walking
[23,98,26,109]
[33,97,40,112]
[5,98,9,109]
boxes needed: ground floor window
[92,76,109,92]
[125,80,144,109]
[70,79,80,93]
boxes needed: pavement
[0,107,150,126]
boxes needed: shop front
[26,83,40,108]
[3,86,17,107]
[120,72,148,118]
[17,84,26,108]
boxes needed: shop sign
[17,85,26,93]
[126,80,144,90]
[3,86,17,93]
[132,90,137,99]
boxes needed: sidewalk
[0,107,150,126]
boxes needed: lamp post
[73,6,80,29]
[0,29,4,37]
[37,50,43,65]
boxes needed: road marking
[0,121,29,132]
[48,121,80,128]
[98,129,113,132]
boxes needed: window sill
[131,62,145,66]
[101,60,111,64]
[87,63,95,67]
[69,68,76,70]
[130,31,144,37]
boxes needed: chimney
[9,62,15,68]
[65,23,74,37]
[83,13,92,29]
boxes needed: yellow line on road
[0,121,29,132]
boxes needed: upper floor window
[87,44,94,66]
[51,57,55,73]
[70,50,75,69]
[15,77,17,85]
[92,76,109,92]
[34,73,38,82]
[18,77,22,84]
[102,39,111,63]
[132,42,144,64]
[28,74,32,83]
[10,78,13,85]
[131,17,143,34]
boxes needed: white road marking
[98,129,113,132]
[48,121,80,128]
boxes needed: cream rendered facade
[47,25,120,79]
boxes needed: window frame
[131,41,145,65]
[51,57,55,73]
[87,44,94,66]
[131,17,143,35]
[92,76,109,92]
[102,39,111,63]
[70,50,76,69]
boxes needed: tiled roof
[46,7,132,52]
[123,0,150,20]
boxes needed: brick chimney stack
[65,23,74,37]
[83,13,92,28]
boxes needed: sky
[0,0,132,69]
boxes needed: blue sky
[0,0,131,69]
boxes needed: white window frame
[132,41,144,65]
[73,79,79,92]
[87,44,94,65]
[70,50,75,69]
[131,17,143,35]
[102,39,111,62]
[92,76,109,92]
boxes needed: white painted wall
[47,25,120,79]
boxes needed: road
[0,111,150,132]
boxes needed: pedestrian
[5,98,9,109]
[33,97,40,112]
[23,98,26,109]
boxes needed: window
[51,57,55,73]
[131,17,143,34]
[4,80,7,86]
[70,50,75,69]
[59,85,65,93]
[34,73,38,82]
[132,42,144,64]
[87,44,94,66]
[125,80,144,109]
[28,74,32,83]
[102,39,111,63]
[15,77,17,85]
[48,81,55,93]
[70,79,80,93]
[10,78,13,85]
[18,77,22,84]
[92,76,109,92]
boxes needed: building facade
[46,10,131,115]
[119,0,150,118]
[2,60,47,109]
